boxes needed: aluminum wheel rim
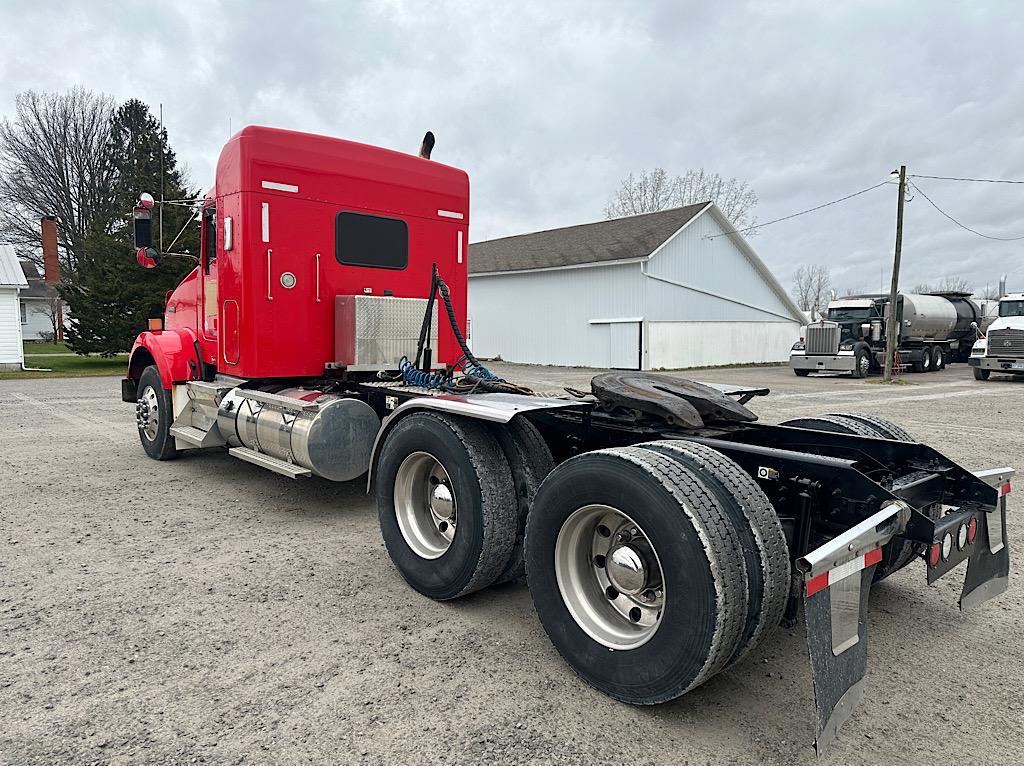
[138,385,160,441]
[858,354,870,376]
[394,451,457,560]
[554,504,665,650]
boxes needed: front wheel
[793,368,811,377]
[974,367,991,381]
[852,348,870,378]
[136,365,179,461]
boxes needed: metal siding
[19,297,56,340]
[608,321,641,368]
[644,212,796,321]
[468,263,643,367]
[0,288,24,364]
[648,321,799,369]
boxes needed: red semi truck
[123,126,1012,753]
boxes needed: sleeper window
[335,211,408,270]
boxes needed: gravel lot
[2,364,1022,765]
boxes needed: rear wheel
[136,365,179,461]
[637,440,790,663]
[491,416,555,584]
[525,447,748,703]
[376,412,517,600]
[931,346,945,371]
[793,368,811,377]
[974,367,990,381]
[919,349,932,372]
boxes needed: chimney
[41,216,60,284]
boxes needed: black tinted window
[335,211,408,270]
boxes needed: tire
[524,447,748,704]
[932,346,945,371]
[826,412,914,441]
[778,414,878,438]
[637,440,790,664]
[491,416,555,585]
[136,365,179,461]
[798,412,929,581]
[974,367,990,381]
[793,368,811,377]
[852,348,870,378]
[376,412,517,600]
[919,350,932,373]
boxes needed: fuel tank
[217,387,380,481]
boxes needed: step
[228,447,312,478]
[170,424,225,448]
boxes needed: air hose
[401,264,532,394]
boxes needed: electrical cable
[909,181,1024,242]
[909,174,1024,184]
[705,180,891,238]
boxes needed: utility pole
[883,165,907,382]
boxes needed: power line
[909,180,1024,241]
[706,180,891,238]
[909,173,1024,184]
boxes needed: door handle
[266,249,273,300]
[315,252,321,303]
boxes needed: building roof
[18,260,58,300]
[0,244,29,288]
[468,203,709,274]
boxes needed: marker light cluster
[928,518,977,567]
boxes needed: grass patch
[1,354,127,380]
[865,376,912,385]
[21,341,70,354]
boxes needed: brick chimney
[41,216,60,284]
[40,216,64,341]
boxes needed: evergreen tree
[61,99,200,354]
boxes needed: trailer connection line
[400,265,534,395]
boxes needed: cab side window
[203,209,217,274]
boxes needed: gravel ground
[1,364,1022,765]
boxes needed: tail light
[941,531,953,561]
[957,523,969,550]
[967,517,978,544]
[928,543,941,567]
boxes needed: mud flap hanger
[796,500,911,755]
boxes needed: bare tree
[605,167,758,233]
[0,88,117,270]
[31,296,65,341]
[793,264,832,315]
[841,286,865,297]
[977,283,1001,301]
[912,275,972,294]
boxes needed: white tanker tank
[897,293,982,342]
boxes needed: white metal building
[18,260,63,340]
[0,244,28,370]
[467,203,805,369]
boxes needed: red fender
[128,329,201,388]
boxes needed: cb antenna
[159,103,165,253]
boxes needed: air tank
[217,387,380,481]
[898,294,981,342]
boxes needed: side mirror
[137,247,158,269]
[132,193,157,265]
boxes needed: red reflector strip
[805,546,884,596]
[1001,483,1011,496]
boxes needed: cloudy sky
[2,1,1022,296]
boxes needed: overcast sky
[2,1,1022,296]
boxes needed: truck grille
[987,329,1024,358]
[805,323,841,355]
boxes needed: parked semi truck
[790,292,984,377]
[123,126,1012,753]
[969,292,1024,380]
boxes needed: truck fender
[128,329,202,389]
[365,393,584,492]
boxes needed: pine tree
[61,99,200,354]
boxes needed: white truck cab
[970,292,1024,380]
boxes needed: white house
[0,244,28,370]
[18,260,62,341]
[467,202,805,370]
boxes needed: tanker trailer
[790,291,982,376]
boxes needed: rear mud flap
[804,565,878,754]
[797,502,907,754]
[960,479,1011,611]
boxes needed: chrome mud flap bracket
[959,467,1012,611]
[796,501,911,755]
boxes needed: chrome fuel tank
[217,388,380,481]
